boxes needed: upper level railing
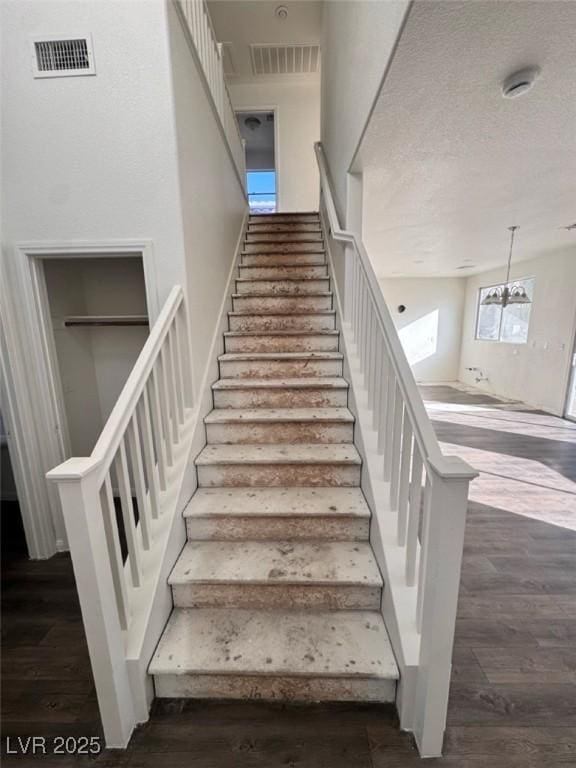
[176,0,246,186]
[315,142,478,758]
[47,286,196,747]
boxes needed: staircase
[149,212,399,702]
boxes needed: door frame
[5,240,157,557]
[236,106,280,211]
[563,308,576,422]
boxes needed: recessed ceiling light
[502,66,540,99]
[275,5,288,19]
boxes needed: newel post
[47,458,137,748]
[413,462,474,757]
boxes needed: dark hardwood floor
[2,385,575,766]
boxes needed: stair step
[232,294,332,313]
[245,232,323,244]
[243,242,325,254]
[150,608,398,702]
[249,213,319,223]
[218,351,343,379]
[239,265,328,279]
[229,310,335,333]
[247,223,321,234]
[242,253,326,267]
[205,407,354,445]
[184,487,370,541]
[235,278,330,296]
[169,541,382,610]
[196,443,361,487]
[224,330,339,353]
[212,376,348,408]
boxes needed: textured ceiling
[207,0,322,83]
[358,0,576,278]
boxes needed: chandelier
[481,226,531,307]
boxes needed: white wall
[380,278,465,383]
[167,1,246,394]
[321,0,409,216]
[459,249,576,415]
[229,81,320,212]
[1,0,188,311]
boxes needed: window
[476,277,534,343]
[247,171,276,213]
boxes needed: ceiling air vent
[31,35,96,78]
[250,45,320,76]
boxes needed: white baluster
[397,417,413,545]
[115,440,142,588]
[155,358,173,467]
[405,446,423,586]
[126,413,153,551]
[147,376,167,491]
[383,366,396,481]
[138,390,161,518]
[389,385,404,509]
[101,473,130,630]
[372,336,382,431]
[377,345,389,454]
[172,319,186,422]
[165,333,180,440]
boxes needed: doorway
[236,109,277,213]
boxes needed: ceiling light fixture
[244,116,261,131]
[481,226,531,307]
[502,66,540,99]
[275,5,288,19]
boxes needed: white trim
[7,240,158,557]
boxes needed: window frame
[474,275,534,344]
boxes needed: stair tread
[196,443,362,466]
[224,330,338,337]
[170,541,382,587]
[204,408,354,424]
[149,608,398,679]
[229,310,335,317]
[236,277,327,283]
[183,487,369,519]
[232,292,331,298]
[212,377,348,390]
[219,352,343,362]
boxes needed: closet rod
[63,315,149,327]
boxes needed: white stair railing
[47,286,195,748]
[176,0,246,184]
[315,143,478,757]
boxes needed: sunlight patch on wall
[398,309,439,366]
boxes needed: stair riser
[239,266,328,279]
[235,279,330,295]
[224,335,338,353]
[172,584,381,611]
[185,516,369,541]
[206,422,353,445]
[197,463,361,487]
[245,232,323,244]
[219,359,343,379]
[250,214,319,224]
[244,243,325,254]
[229,314,335,332]
[154,674,396,703]
[247,224,321,234]
[232,296,332,313]
[213,388,348,409]
[242,253,326,267]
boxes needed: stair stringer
[126,210,249,718]
[321,213,420,734]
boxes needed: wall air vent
[31,35,96,78]
[250,45,320,76]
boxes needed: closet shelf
[63,315,149,327]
